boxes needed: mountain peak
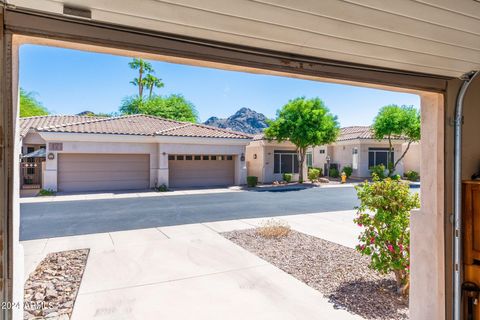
[204,108,269,134]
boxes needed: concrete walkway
[22,210,362,320]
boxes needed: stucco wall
[402,142,421,175]
[246,142,264,181]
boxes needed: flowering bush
[354,175,420,295]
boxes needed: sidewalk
[20,186,245,203]
[22,210,362,320]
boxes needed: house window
[226,155,233,160]
[168,155,175,160]
[306,152,313,167]
[194,155,201,160]
[319,149,325,154]
[185,155,193,160]
[176,155,184,160]
[368,148,394,167]
[274,150,299,174]
[210,155,217,160]
[202,155,209,160]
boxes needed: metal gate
[21,158,43,189]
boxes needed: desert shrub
[312,167,323,177]
[354,176,420,295]
[369,164,387,180]
[256,219,291,239]
[282,173,293,183]
[329,168,339,178]
[308,168,320,181]
[405,170,419,182]
[247,176,258,187]
[342,165,353,178]
[154,184,168,192]
[38,189,55,196]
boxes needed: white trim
[37,132,251,145]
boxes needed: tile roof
[253,126,406,142]
[337,126,406,142]
[20,114,252,140]
[19,115,104,137]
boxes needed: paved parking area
[22,210,362,320]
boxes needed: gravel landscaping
[24,249,89,320]
[223,229,408,320]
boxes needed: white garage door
[58,153,150,192]
[169,155,235,188]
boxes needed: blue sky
[19,44,420,126]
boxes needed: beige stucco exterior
[312,141,405,178]
[21,131,249,192]
[246,139,307,183]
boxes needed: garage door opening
[2,21,448,320]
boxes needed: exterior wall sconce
[240,153,245,161]
[47,153,55,160]
[253,154,257,159]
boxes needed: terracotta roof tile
[19,115,104,137]
[253,126,406,142]
[20,114,252,140]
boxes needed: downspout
[453,70,479,320]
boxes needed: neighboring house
[19,115,252,192]
[246,134,307,183]
[246,126,420,182]
[309,126,420,178]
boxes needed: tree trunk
[394,269,410,296]
[138,67,144,99]
[387,136,394,176]
[149,84,153,99]
[393,140,413,171]
[298,148,306,183]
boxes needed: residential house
[247,126,420,182]
[19,115,252,192]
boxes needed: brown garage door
[169,155,235,188]
[58,153,150,192]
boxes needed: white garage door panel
[58,154,150,192]
[169,158,234,188]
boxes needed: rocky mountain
[204,107,269,134]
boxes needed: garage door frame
[57,153,150,192]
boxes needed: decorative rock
[23,249,89,320]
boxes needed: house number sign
[49,143,63,151]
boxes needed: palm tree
[128,58,154,99]
[144,74,164,98]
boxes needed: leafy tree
[120,94,198,122]
[354,176,420,295]
[19,89,49,117]
[264,97,339,182]
[372,105,420,176]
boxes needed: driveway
[22,211,363,320]
[21,186,359,240]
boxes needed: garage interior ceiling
[5,0,480,78]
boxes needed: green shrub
[247,176,258,187]
[354,176,420,295]
[329,168,339,178]
[392,174,401,181]
[38,189,55,196]
[154,184,169,192]
[308,168,320,181]
[282,173,293,183]
[342,166,353,178]
[369,164,387,180]
[405,170,419,182]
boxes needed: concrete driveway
[20,186,359,240]
[22,210,363,320]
